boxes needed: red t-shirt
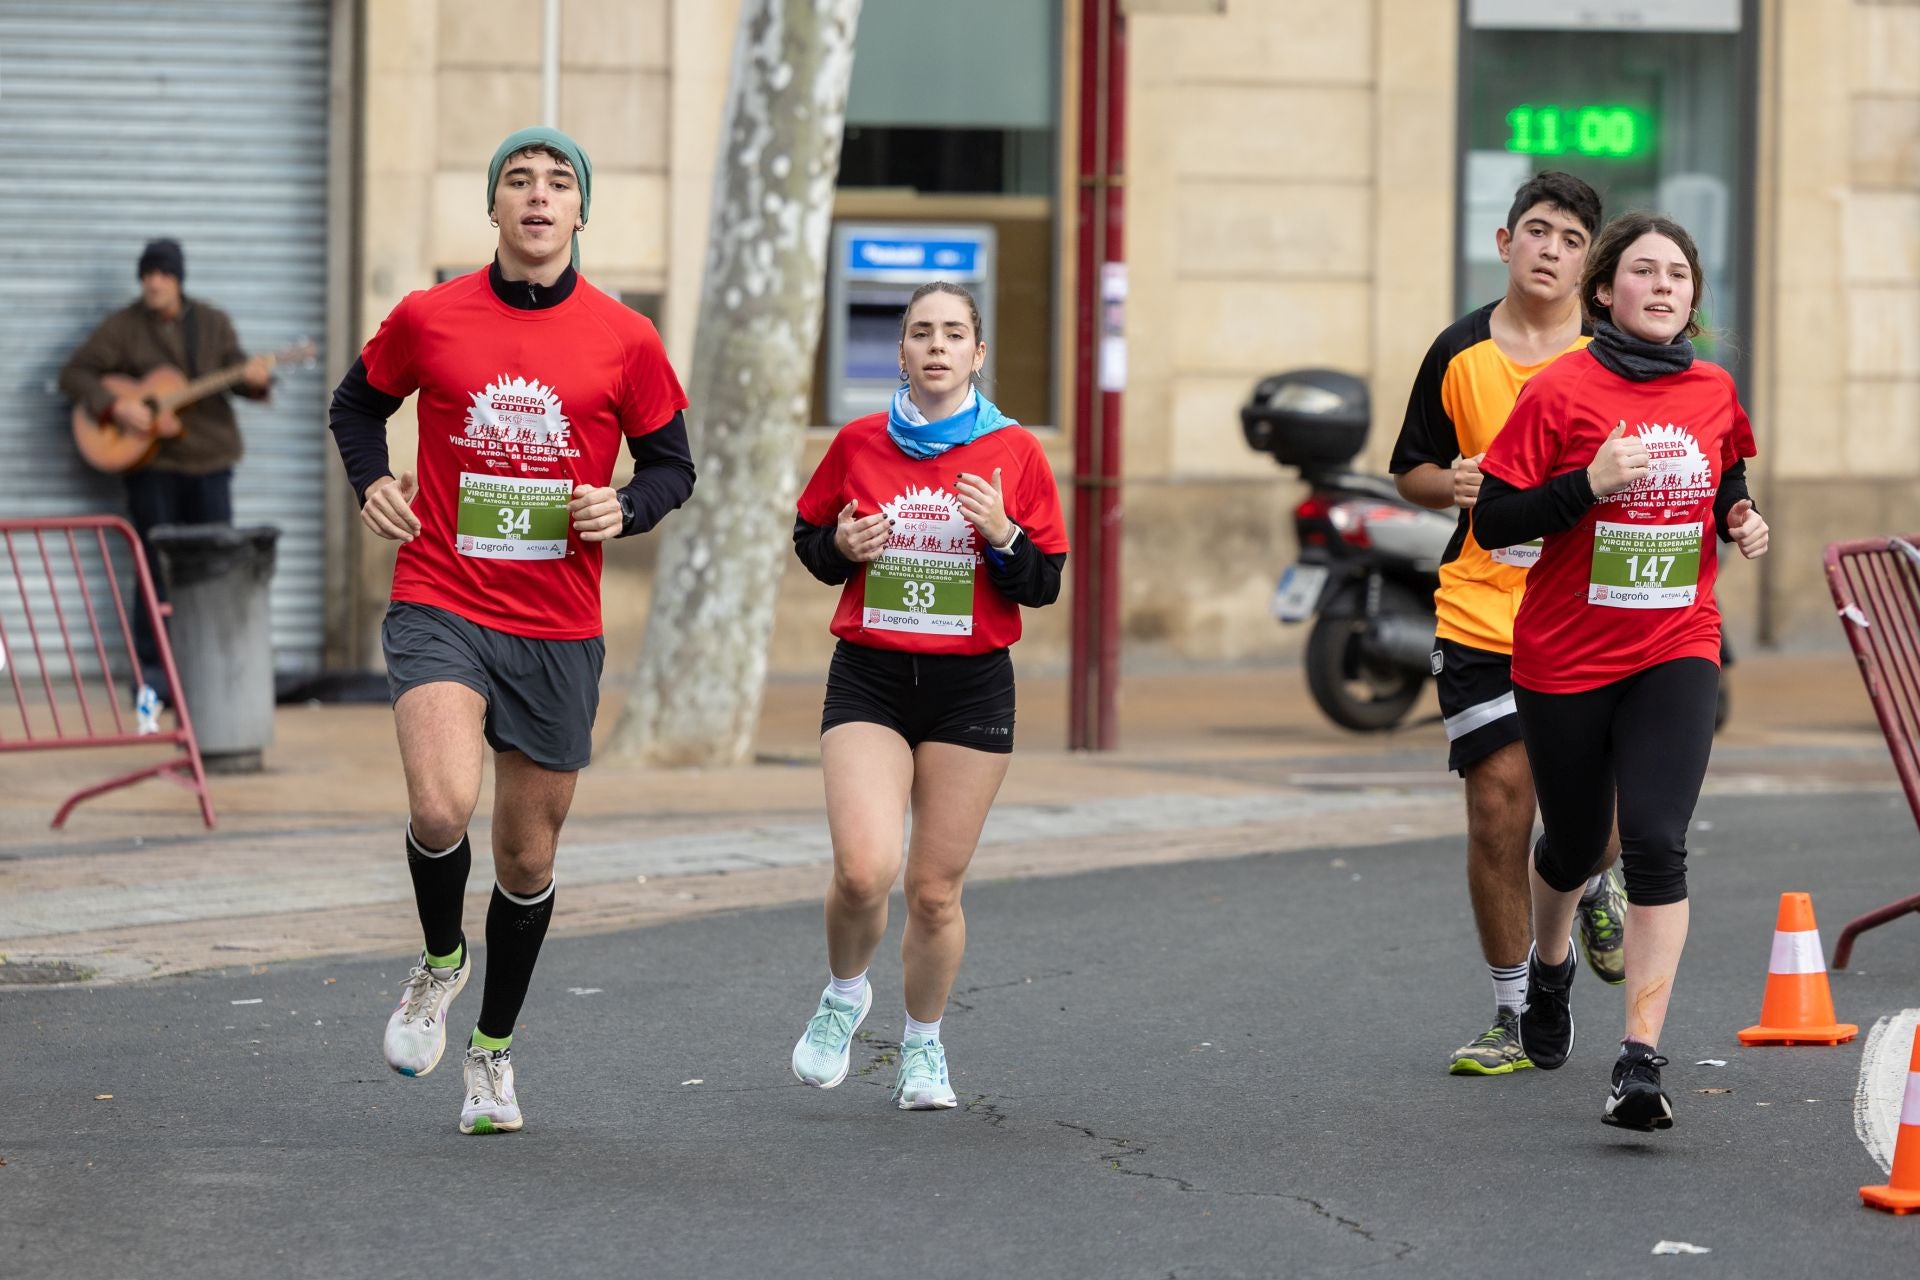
[796,414,1069,654]
[1480,349,1756,694]
[360,269,687,639]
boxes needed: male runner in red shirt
[328,127,692,1135]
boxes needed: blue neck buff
[886,386,1013,460]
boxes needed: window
[1458,1,1754,375]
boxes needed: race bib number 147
[1588,520,1702,610]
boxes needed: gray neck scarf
[1590,319,1694,382]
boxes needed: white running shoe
[382,951,470,1077]
[790,983,873,1088]
[892,1033,958,1110]
[458,1046,523,1135]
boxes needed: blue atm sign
[847,235,983,277]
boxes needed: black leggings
[1514,657,1719,907]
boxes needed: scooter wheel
[1304,613,1425,732]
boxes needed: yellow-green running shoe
[458,1046,522,1135]
[1448,1008,1533,1076]
[1577,867,1627,985]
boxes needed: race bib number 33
[456,473,571,561]
[1588,520,1702,609]
[863,549,975,635]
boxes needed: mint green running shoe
[791,983,872,1088]
[892,1033,958,1110]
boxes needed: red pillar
[1068,0,1126,751]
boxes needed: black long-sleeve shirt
[1475,459,1754,550]
[327,261,695,535]
[791,516,1066,609]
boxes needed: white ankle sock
[1491,963,1528,1014]
[1581,872,1605,900]
[904,1014,941,1042]
[827,970,867,1002]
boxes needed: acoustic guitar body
[71,367,188,473]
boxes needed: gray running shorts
[382,602,605,772]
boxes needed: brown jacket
[58,298,266,474]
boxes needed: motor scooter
[1242,368,1734,733]
[1242,369,1453,731]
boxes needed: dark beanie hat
[137,238,185,281]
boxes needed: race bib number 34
[863,549,975,635]
[1588,520,1702,609]
[456,473,571,560]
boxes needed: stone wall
[1094,0,1457,663]
[1750,0,1920,649]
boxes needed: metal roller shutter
[0,0,330,679]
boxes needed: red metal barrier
[1825,534,1920,966]
[0,515,215,828]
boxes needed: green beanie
[487,126,592,268]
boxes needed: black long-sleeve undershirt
[1711,460,1752,543]
[1476,458,1756,549]
[1472,468,1598,549]
[791,516,1066,608]
[982,527,1066,608]
[792,515,856,585]
[327,357,404,504]
[614,416,697,535]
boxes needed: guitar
[71,339,317,473]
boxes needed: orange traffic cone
[1861,1026,1920,1214]
[1736,892,1858,1045]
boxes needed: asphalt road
[5,789,1918,1279]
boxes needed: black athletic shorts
[1433,637,1524,775]
[382,602,605,772]
[821,639,1015,753]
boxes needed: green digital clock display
[1505,104,1653,159]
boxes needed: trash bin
[148,523,279,773]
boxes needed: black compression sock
[475,880,556,1042]
[405,825,471,961]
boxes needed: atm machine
[824,222,996,424]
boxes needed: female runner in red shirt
[787,282,1069,1109]
[1475,213,1769,1132]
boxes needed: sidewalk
[0,652,1898,983]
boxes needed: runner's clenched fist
[834,501,891,563]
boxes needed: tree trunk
[608,0,862,766]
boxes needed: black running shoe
[1602,1043,1674,1131]
[1516,944,1575,1070]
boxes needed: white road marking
[1855,1008,1920,1175]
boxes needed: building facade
[6,0,1915,682]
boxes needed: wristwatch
[616,489,637,535]
[991,525,1021,553]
